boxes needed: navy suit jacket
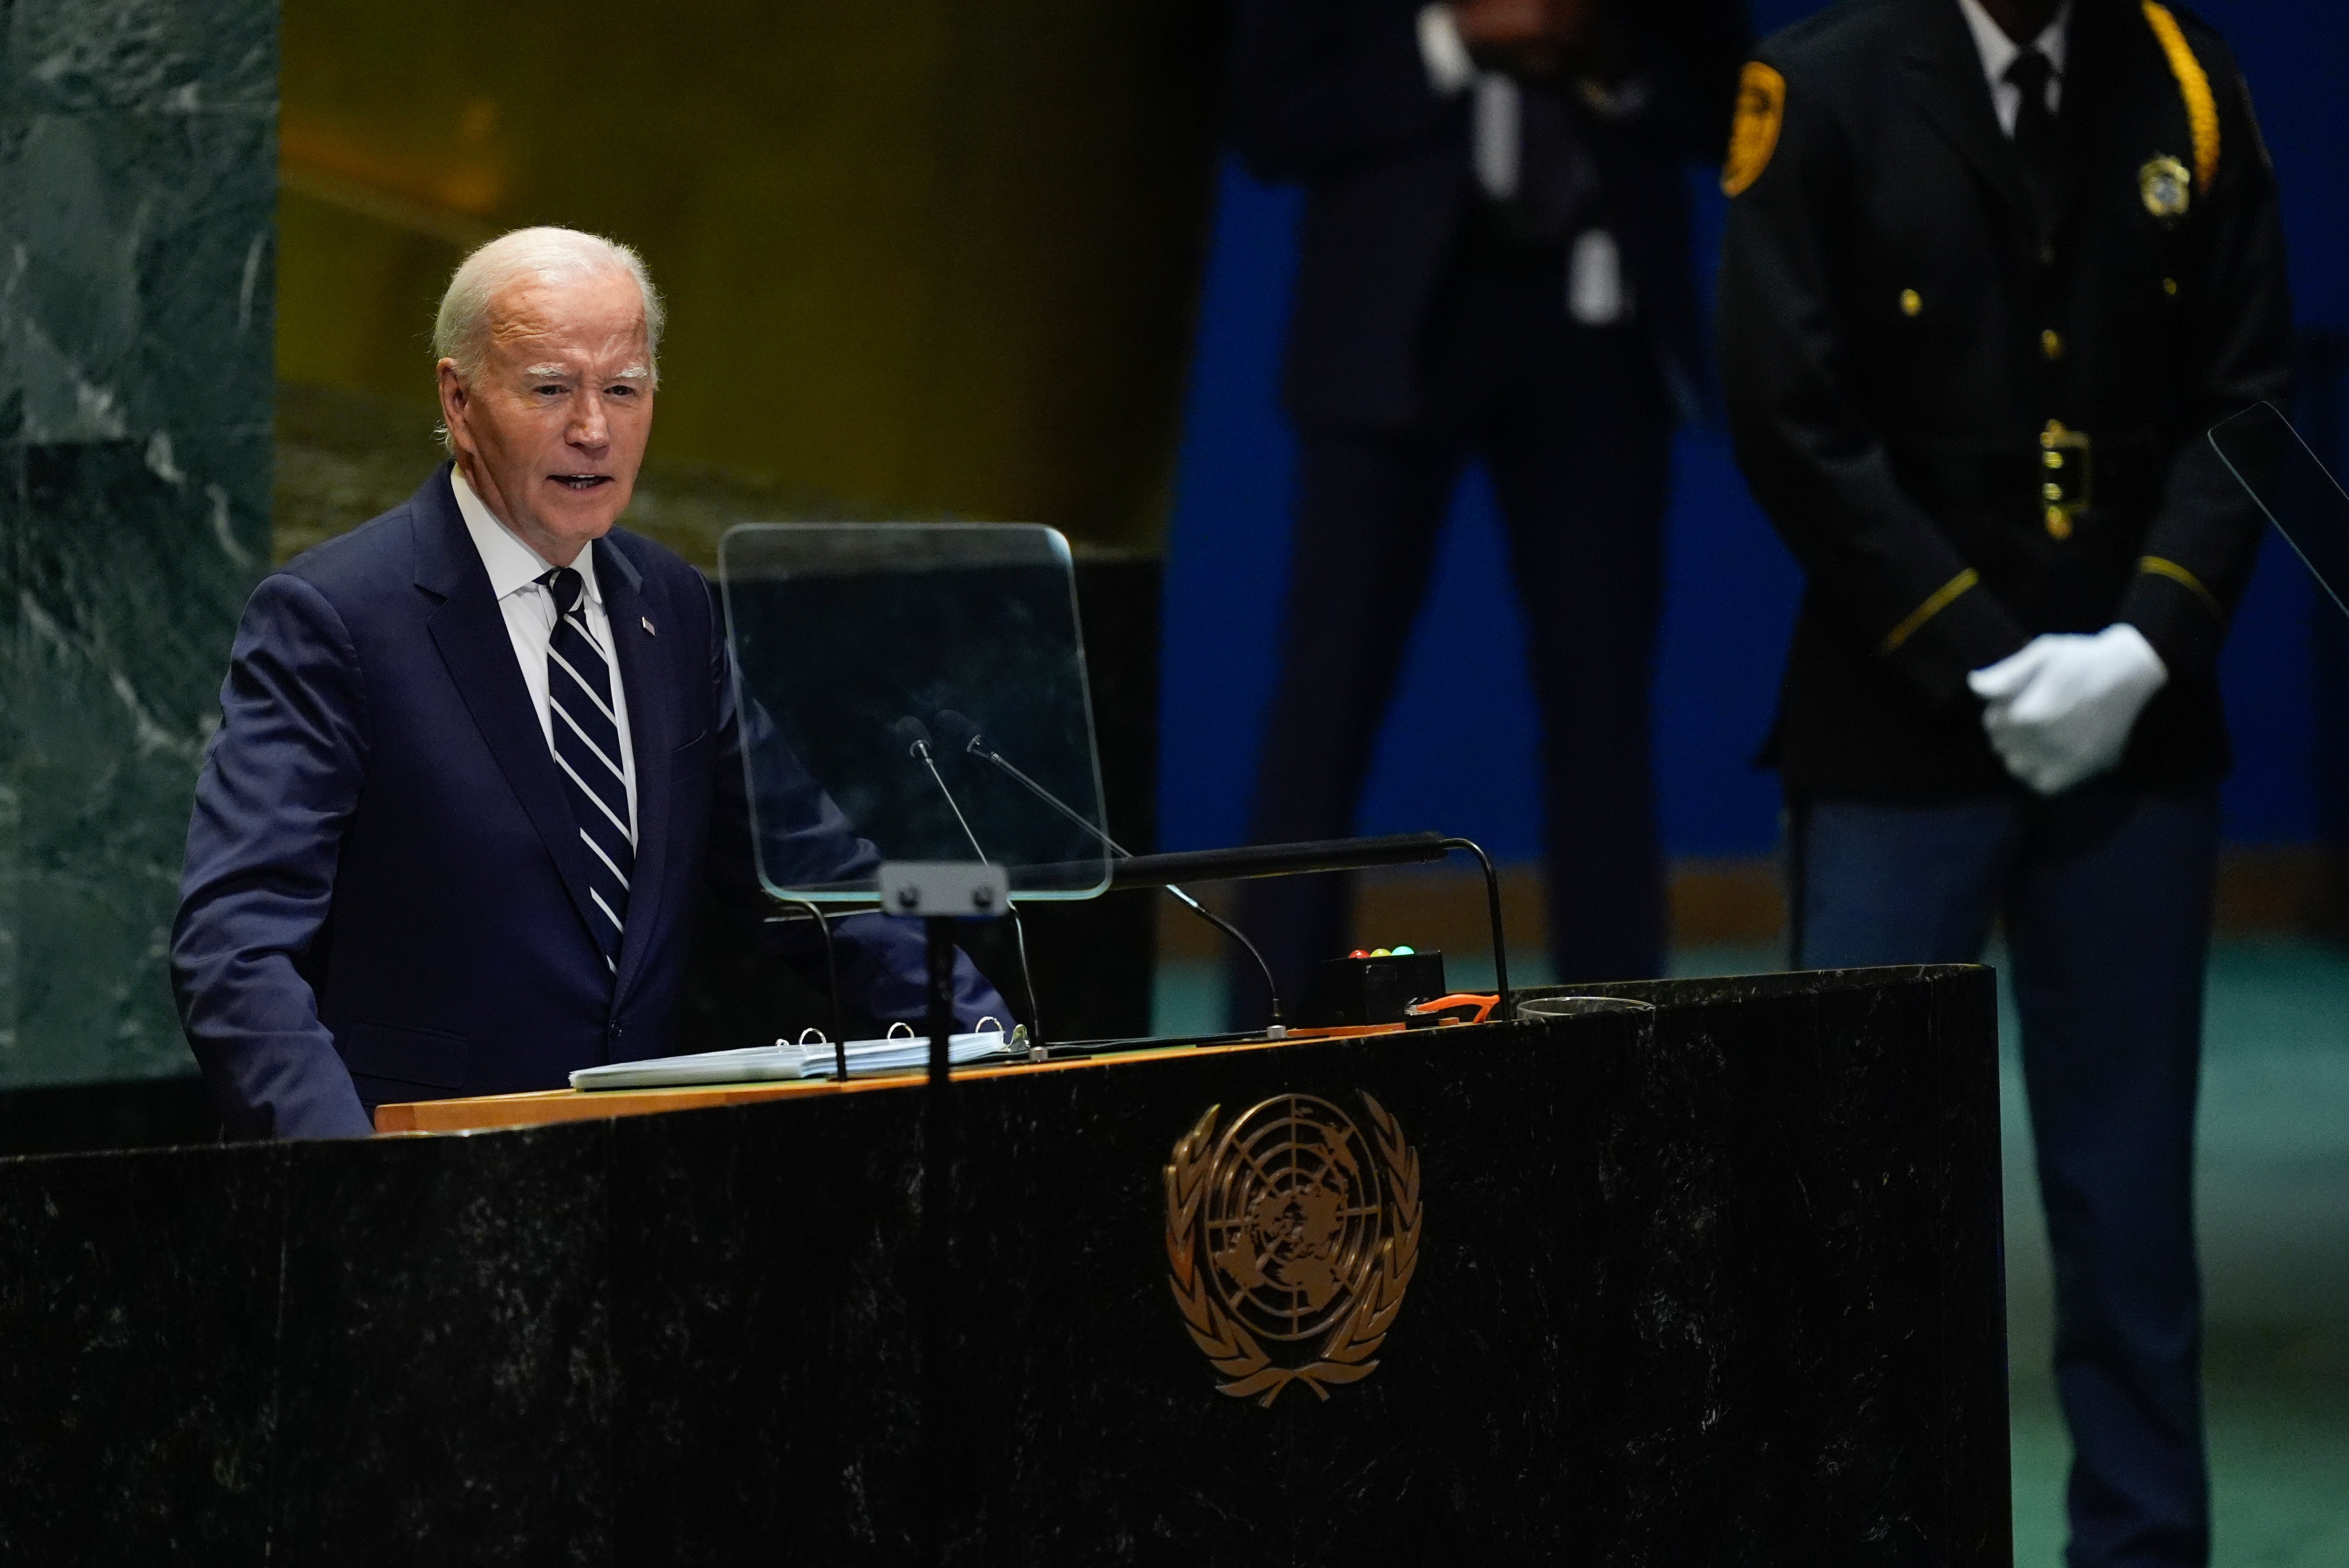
[1229,0,1749,430]
[173,465,1000,1139]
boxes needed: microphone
[890,715,1046,1049]
[929,708,985,758]
[933,710,1287,1033]
[895,716,987,861]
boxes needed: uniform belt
[1891,428,2164,522]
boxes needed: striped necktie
[540,565,632,970]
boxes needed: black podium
[0,965,2009,1564]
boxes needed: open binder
[570,1027,1010,1090]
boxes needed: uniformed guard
[1718,0,2291,1563]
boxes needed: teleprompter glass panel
[717,523,1110,903]
[2210,402,2349,619]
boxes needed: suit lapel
[411,465,605,952]
[1902,0,2039,254]
[597,536,673,1006]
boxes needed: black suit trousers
[1233,248,1674,1023]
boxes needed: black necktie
[1509,85,1595,248]
[540,566,633,971]
[2006,49,2061,236]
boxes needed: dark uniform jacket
[1720,0,2292,797]
[1232,0,1750,431]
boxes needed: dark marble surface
[0,1071,216,1156]
[0,0,277,1088]
[271,1132,614,1557]
[0,966,2009,1563]
[0,1140,284,1560]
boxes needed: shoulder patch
[1722,61,1787,198]
[2141,2,2219,191]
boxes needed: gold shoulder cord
[2141,2,2219,190]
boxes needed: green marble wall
[0,5,277,1088]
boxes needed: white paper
[569,1029,1008,1091]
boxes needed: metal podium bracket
[880,861,1009,918]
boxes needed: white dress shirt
[450,465,639,839]
[1418,4,1519,198]
[1415,4,1628,324]
[1955,0,2071,136]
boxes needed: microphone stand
[776,895,849,1081]
[919,903,960,1568]
[1438,837,1509,1019]
[874,857,1007,1568]
[1091,832,1512,1024]
[933,712,1287,1033]
[893,718,1047,1048]
[782,830,1517,1028]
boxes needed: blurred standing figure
[1720,1,2290,1563]
[1227,0,1749,1018]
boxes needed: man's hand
[1450,0,1591,77]
[1966,624,2168,796]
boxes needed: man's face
[436,269,655,567]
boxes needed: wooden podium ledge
[373,1023,1417,1136]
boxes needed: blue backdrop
[1158,0,2349,860]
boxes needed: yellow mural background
[275,1,1222,551]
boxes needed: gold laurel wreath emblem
[1163,1094,1422,1407]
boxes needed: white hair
[433,227,664,445]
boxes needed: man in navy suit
[1226,0,1747,1018]
[172,227,1000,1139]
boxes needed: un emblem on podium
[1163,1094,1422,1407]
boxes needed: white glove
[1966,624,2168,796]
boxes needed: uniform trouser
[1231,286,1672,1027]
[1792,790,2216,1568]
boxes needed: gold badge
[1164,1093,1421,1407]
[2139,155,2192,220]
[1722,62,1786,198]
